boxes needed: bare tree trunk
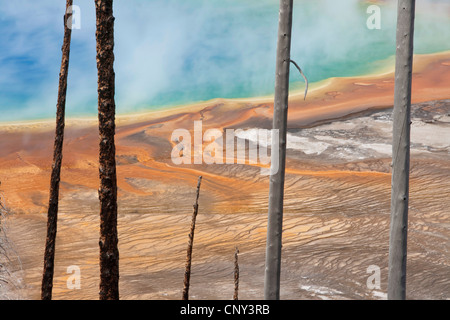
[264,0,293,300]
[233,246,239,300]
[182,176,202,300]
[388,0,416,301]
[41,0,73,300]
[95,0,119,300]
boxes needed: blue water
[0,0,449,122]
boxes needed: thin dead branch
[182,176,202,300]
[289,59,308,100]
[233,246,239,300]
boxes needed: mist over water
[0,0,449,122]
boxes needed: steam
[0,0,449,122]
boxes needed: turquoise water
[117,0,450,111]
[0,0,449,122]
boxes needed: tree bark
[233,246,239,300]
[41,0,73,300]
[95,0,119,300]
[264,0,293,300]
[388,0,416,301]
[182,176,202,300]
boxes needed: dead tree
[264,0,293,300]
[233,246,239,300]
[41,0,73,300]
[95,0,119,300]
[388,0,416,300]
[182,176,202,300]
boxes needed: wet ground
[1,100,449,300]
